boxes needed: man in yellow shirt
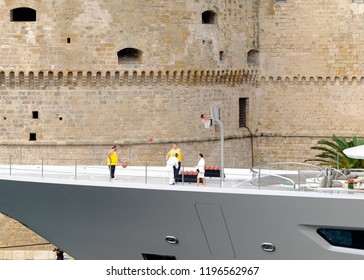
[166,143,184,176]
[107,145,121,180]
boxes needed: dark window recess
[142,253,176,260]
[117,48,142,64]
[10,8,36,22]
[59,117,63,121]
[247,49,259,65]
[29,133,37,141]
[239,98,248,127]
[67,38,71,43]
[317,228,364,250]
[219,51,225,61]
[32,111,38,119]
[202,10,217,24]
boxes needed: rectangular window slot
[67,38,71,43]
[239,98,248,127]
[29,133,37,141]
[32,111,38,119]
[219,51,224,61]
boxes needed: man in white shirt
[166,153,179,185]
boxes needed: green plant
[304,135,364,168]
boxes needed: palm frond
[306,135,364,169]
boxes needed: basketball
[121,162,128,168]
[147,136,153,142]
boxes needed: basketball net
[201,118,212,128]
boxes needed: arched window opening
[202,10,217,24]
[10,7,36,22]
[247,49,259,65]
[117,48,142,64]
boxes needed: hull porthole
[165,236,179,244]
[261,243,276,252]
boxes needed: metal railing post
[181,164,184,186]
[337,152,340,169]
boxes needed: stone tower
[0,0,259,169]
[0,0,258,258]
[255,1,364,163]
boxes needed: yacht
[0,161,363,260]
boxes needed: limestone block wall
[259,0,364,77]
[255,78,364,137]
[0,213,54,252]
[0,136,255,169]
[250,77,364,166]
[0,0,258,71]
[254,0,364,166]
[0,250,73,260]
[0,70,256,168]
[0,0,260,169]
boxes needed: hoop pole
[215,119,224,186]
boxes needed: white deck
[1,164,364,195]
[0,164,252,188]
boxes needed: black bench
[205,169,222,178]
[175,169,224,183]
[175,174,197,183]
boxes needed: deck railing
[0,156,252,188]
[250,162,323,190]
[2,156,336,190]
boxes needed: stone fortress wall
[254,0,364,163]
[2,0,364,258]
[0,0,259,169]
[0,0,259,258]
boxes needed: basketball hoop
[201,118,212,128]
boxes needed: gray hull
[0,176,363,260]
